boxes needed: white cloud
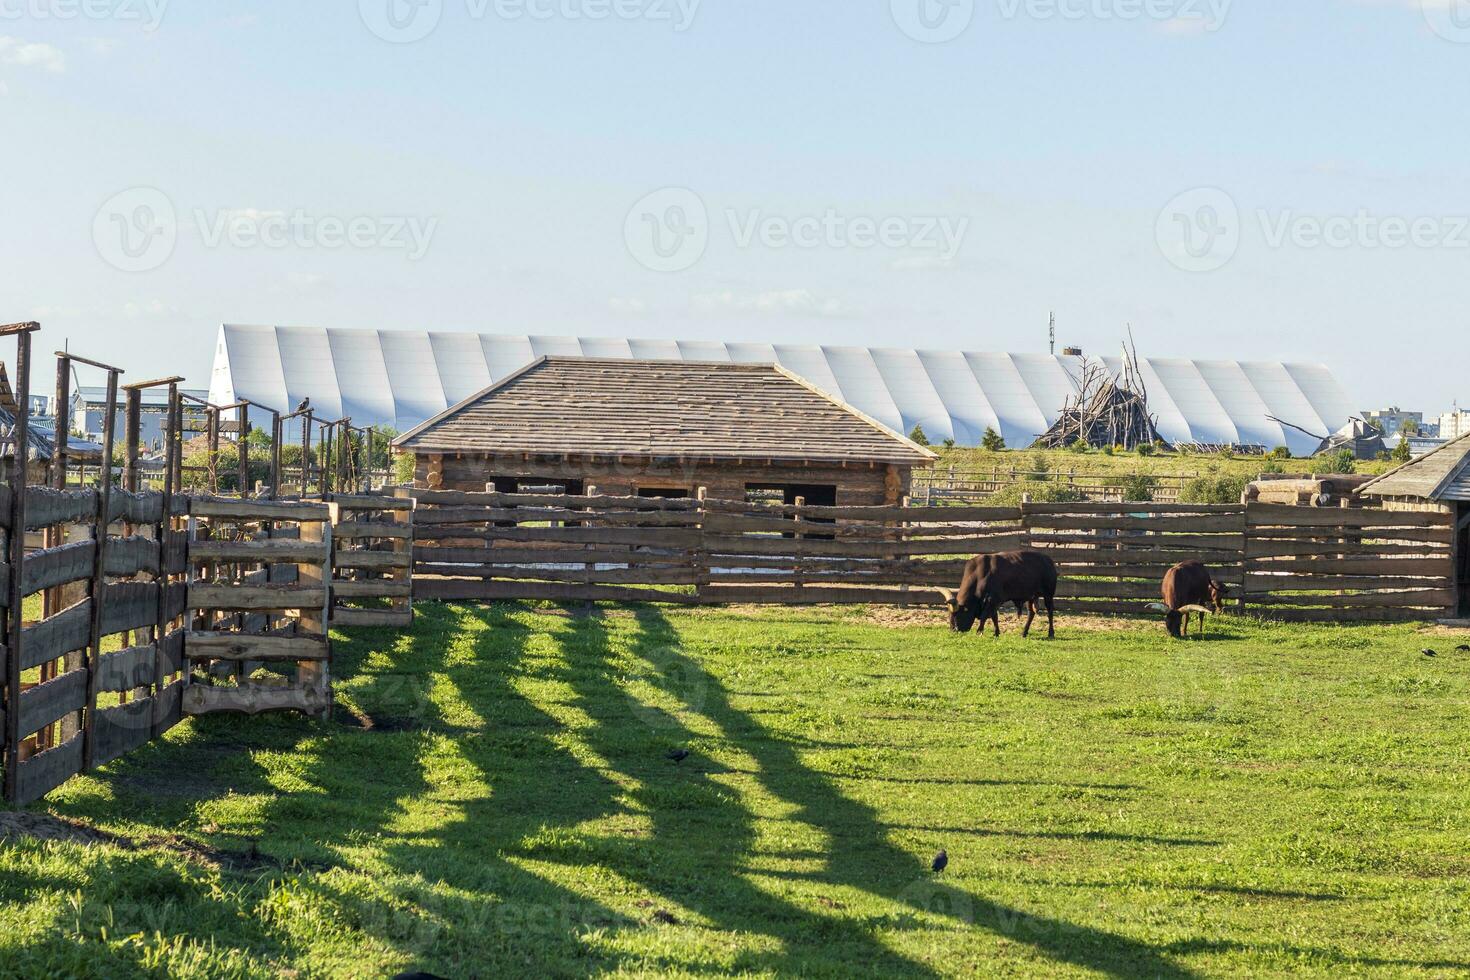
[0,36,66,73]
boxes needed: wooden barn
[392,357,937,505]
[1359,432,1470,616]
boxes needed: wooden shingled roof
[1358,432,1470,503]
[393,357,938,466]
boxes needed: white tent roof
[208,324,1357,455]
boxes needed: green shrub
[1392,439,1412,463]
[1313,449,1357,475]
[1269,445,1291,459]
[980,426,1005,452]
[1068,438,1090,454]
[987,480,1086,508]
[941,438,957,451]
[909,424,931,447]
[1179,474,1247,505]
[1136,442,1155,457]
[1116,473,1158,503]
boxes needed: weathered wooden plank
[700,585,943,606]
[330,494,416,511]
[105,536,162,577]
[189,540,327,564]
[414,545,689,566]
[1246,503,1450,528]
[163,530,189,574]
[331,608,414,627]
[163,582,187,622]
[24,488,96,530]
[410,488,699,510]
[16,669,87,737]
[158,628,185,675]
[91,697,153,766]
[1244,589,1458,608]
[13,733,83,806]
[190,498,331,522]
[1027,515,1245,533]
[1245,539,1450,559]
[331,579,413,598]
[107,490,164,525]
[96,644,158,692]
[183,684,330,716]
[1245,526,1453,545]
[154,679,183,733]
[100,582,161,635]
[184,631,329,661]
[20,599,92,670]
[1057,580,1175,600]
[333,551,411,571]
[413,578,699,604]
[333,522,414,541]
[703,533,1022,559]
[1024,501,1245,516]
[1244,573,1451,591]
[187,585,327,611]
[427,525,704,547]
[1243,557,1451,576]
[1027,532,1246,552]
[21,540,95,596]
[417,564,698,585]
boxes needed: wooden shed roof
[1358,432,1470,502]
[392,357,938,465]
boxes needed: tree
[981,426,1005,451]
[1393,438,1412,463]
[908,424,930,447]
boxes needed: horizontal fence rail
[401,489,1461,621]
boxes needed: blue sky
[3,0,1468,414]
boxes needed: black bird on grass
[1457,645,1470,653]
[931,850,948,874]
[1423,649,1438,658]
[666,748,690,764]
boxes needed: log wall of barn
[412,452,914,506]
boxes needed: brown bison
[1160,560,1228,638]
[941,550,1058,639]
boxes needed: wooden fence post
[82,368,119,770]
[694,487,709,604]
[2,323,36,802]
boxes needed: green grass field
[3,602,1469,978]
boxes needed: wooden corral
[1358,432,1470,618]
[393,357,936,507]
[403,489,1458,622]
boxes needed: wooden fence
[402,489,1459,622]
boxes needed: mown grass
[934,447,1396,480]
[2,602,1469,977]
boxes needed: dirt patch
[0,812,333,874]
[854,605,1154,634]
[0,811,126,847]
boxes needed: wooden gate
[182,499,332,717]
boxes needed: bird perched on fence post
[931,850,948,874]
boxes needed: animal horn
[938,588,957,609]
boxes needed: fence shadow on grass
[619,605,1199,980]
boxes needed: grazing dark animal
[1456,645,1470,653]
[941,550,1058,639]
[1160,561,1228,639]
[932,850,948,874]
[666,749,690,764]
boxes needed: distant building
[1439,410,1470,442]
[72,386,209,448]
[1362,407,1423,437]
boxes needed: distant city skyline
[4,1,1468,413]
